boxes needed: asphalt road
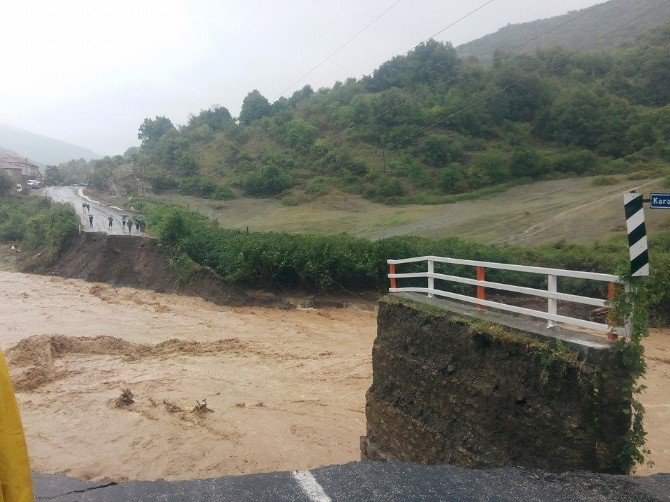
[32,462,670,501]
[43,186,145,236]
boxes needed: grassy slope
[151,174,670,246]
[457,0,670,62]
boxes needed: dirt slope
[32,232,281,308]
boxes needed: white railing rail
[387,256,631,338]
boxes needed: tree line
[55,22,670,204]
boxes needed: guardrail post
[476,266,485,310]
[389,263,397,290]
[607,281,618,340]
[427,259,434,298]
[547,274,557,328]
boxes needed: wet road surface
[43,186,145,236]
[33,462,670,501]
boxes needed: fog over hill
[457,0,670,62]
[0,125,98,165]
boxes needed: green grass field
[150,174,670,246]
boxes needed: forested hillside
[58,20,670,206]
[457,0,670,62]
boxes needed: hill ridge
[457,0,670,62]
[0,124,98,165]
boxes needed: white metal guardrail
[387,256,631,338]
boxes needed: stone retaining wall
[361,296,633,474]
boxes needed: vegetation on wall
[611,274,652,472]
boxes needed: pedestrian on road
[140,220,146,232]
[82,203,87,214]
[88,214,93,227]
[108,215,114,229]
[135,220,140,231]
[127,219,133,233]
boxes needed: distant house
[0,155,42,183]
[0,164,22,186]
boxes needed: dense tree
[639,47,670,106]
[367,40,460,91]
[539,88,630,156]
[281,119,318,150]
[510,147,546,179]
[288,85,315,107]
[44,165,63,186]
[489,65,552,122]
[187,106,235,132]
[240,165,292,196]
[138,116,176,146]
[421,135,464,166]
[239,90,272,125]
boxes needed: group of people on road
[82,202,145,233]
[116,214,146,233]
[82,203,94,227]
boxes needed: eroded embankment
[26,232,284,308]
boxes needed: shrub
[366,178,405,199]
[421,134,464,166]
[438,163,466,194]
[281,119,318,150]
[23,203,79,260]
[550,149,600,174]
[0,196,78,263]
[240,166,292,196]
[510,147,548,179]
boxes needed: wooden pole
[476,266,485,310]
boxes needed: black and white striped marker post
[624,192,649,277]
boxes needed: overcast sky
[0,0,604,155]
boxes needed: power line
[429,0,497,40]
[274,0,402,100]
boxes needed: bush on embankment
[137,201,669,323]
[0,196,79,264]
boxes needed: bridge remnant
[361,294,634,474]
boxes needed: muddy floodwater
[0,271,667,480]
[0,271,375,481]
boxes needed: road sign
[650,193,670,209]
